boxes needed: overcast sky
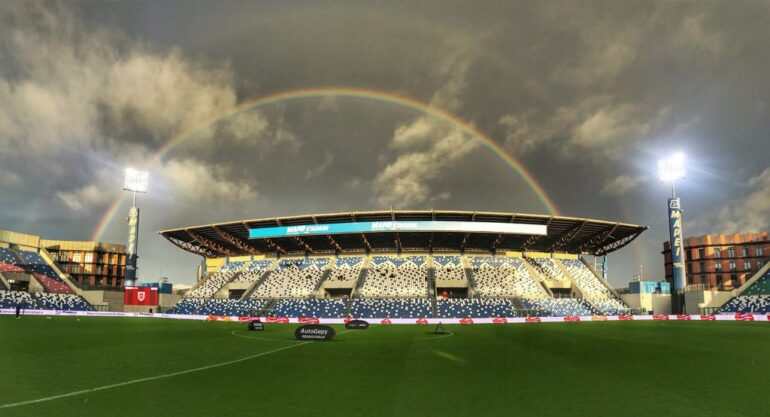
[1,1,768,287]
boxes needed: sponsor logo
[345,319,370,329]
[564,316,580,322]
[380,318,392,325]
[206,315,231,321]
[459,318,474,325]
[295,324,336,341]
[525,316,541,323]
[266,316,289,323]
[238,316,257,322]
[700,314,716,321]
[492,317,508,324]
[735,313,755,321]
[415,318,428,324]
[247,320,264,331]
[299,317,320,324]
[653,314,670,320]
[592,315,608,321]
[677,314,691,321]
[137,291,146,302]
[619,314,634,321]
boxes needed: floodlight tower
[658,153,687,313]
[123,168,149,287]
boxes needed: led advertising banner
[249,221,547,239]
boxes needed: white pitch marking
[0,337,310,409]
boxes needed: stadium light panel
[124,168,149,193]
[657,153,685,182]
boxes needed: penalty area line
[0,341,311,409]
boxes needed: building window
[744,260,752,271]
[715,262,722,271]
[729,260,737,271]
[757,246,765,257]
[699,261,706,272]
[742,247,750,257]
[759,259,765,268]
[730,274,738,284]
[699,248,705,259]
[85,252,94,263]
[727,247,735,258]
[72,252,82,262]
[716,275,723,286]
[713,248,721,258]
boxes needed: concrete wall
[684,290,733,313]
[80,290,125,312]
[620,293,672,314]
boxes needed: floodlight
[124,168,149,193]
[657,153,685,183]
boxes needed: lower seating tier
[0,291,92,311]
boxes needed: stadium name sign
[295,324,336,341]
[249,221,547,239]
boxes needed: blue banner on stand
[249,220,547,240]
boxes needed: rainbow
[91,86,559,242]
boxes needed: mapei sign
[250,221,547,239]
[295,324,336,341]
[667,197,687,291]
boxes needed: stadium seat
[251,258,330,298]
[0,290,92,311]
[469,256,546,298]
[271,299,347,318]
[436,298,512,318]
[433,255,465,281]
[517,298,598,316]
[349,298,432,318]
[718,269,770,313]
[328,257,364,281]
[359,255,427,298]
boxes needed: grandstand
[718,264,770,313]
[160,210,643,318]
[0,242,93,312]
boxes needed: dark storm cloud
[1,1,768,286]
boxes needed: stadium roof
[158,210,647,258]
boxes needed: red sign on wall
[124,287,159,306]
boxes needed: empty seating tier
[232,260,274,284]
[359,256,427,298]
[518,298,598,316]
[328,257,364,281]
[470,256,545,298]
[0,291,92,311]
[349,298,432,318]
[559,259,613,298]
[251,258,330,298]
[433,255,465,281]
[272,299,347,318]
[187,270,237,298]
[718,295,770,313]
[436,298,512,318]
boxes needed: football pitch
[1,317,768,417]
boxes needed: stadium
[2,209,770,416]
[3,2,770,417]
[158,210,646,319]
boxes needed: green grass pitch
[1,316,768,417]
